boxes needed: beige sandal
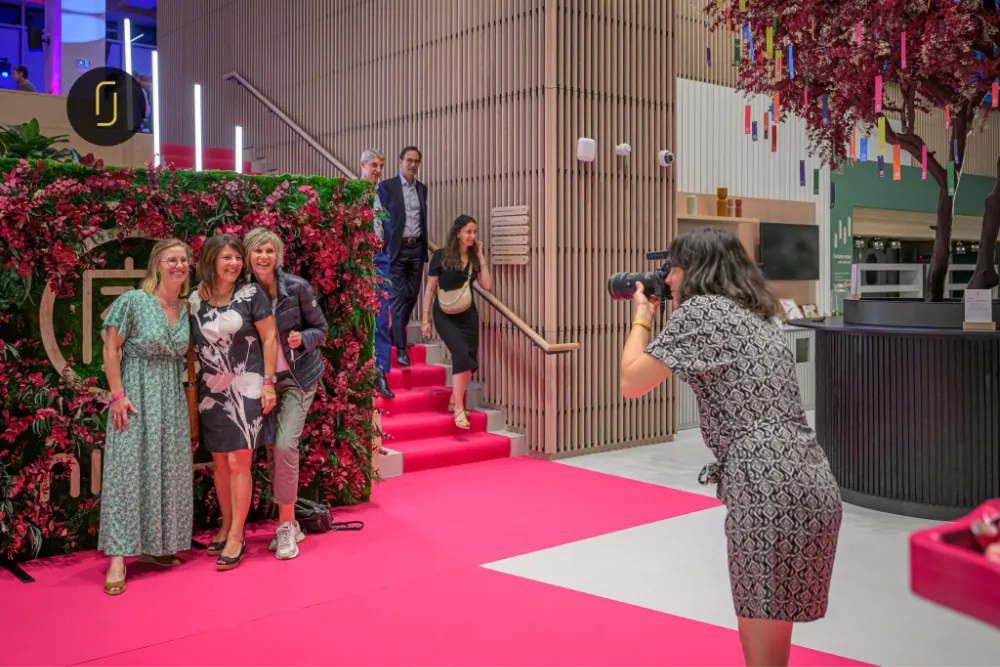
[454,408,470,430]
[104,564,126,596]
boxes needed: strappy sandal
[104,564,126,596]
[206,536,227,557]
[453,409,470,430]
[137,554,182,567]
[216,537,246,572]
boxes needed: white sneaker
[270,521,304,560]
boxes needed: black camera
[607,251,673,301]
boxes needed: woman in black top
[421,215,493,429]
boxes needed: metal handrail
[223,71,357,178]
[223,72,578,355]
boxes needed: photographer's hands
[632,282,659,324]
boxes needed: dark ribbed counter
[791,317,1000,520]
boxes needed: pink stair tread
[392,432,514,473]
[381,344,513,474]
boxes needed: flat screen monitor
[758,222,820,281]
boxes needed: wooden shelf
[678,214,759,224]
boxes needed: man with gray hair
[362,149,393,398]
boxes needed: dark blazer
[271,270,328,390]
[376,175,428,262]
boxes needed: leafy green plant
[0,119,79,163]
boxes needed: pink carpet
[0,458,865,666]
[378,344,515,472]
[82,568,871,667]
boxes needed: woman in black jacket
[199,226,328,561]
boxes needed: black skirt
[432,300,479,375]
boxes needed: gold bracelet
[632,320,651,332]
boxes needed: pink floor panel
[0,458,865,666]
[83,567,872,667]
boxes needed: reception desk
[791,317,1000,520]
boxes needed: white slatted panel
[676,77,832,311]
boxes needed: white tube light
[123,19,133,76]
[235,126,243,173]
[151,50,160,167]
[194,84,202,172]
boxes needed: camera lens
[607,272,637,301]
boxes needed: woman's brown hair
[196,233,245,294]
[441,214,480,274]
[668,227,782,320]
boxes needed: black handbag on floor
[294,497,364,534]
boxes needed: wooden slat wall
[553,0,676,456]
[157,0,678,457]
[675,3,1000,178]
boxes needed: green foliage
[0,119,80,163]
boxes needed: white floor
[485,415,1000,667]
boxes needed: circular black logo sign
[66,67,147,147]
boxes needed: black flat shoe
[215,538,246,571]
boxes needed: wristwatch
[264,374,277,383]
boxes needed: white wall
[676,78,832,311]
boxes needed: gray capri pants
[267,371,318,505]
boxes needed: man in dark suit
[376,146,427,367]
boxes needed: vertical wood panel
[158,0,677,457]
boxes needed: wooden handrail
[427,242,579,355]
[223,72,357,179]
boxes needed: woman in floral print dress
[100,238,195,596]
[619,228,842,667]
[188,233,278,571]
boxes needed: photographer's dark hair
[442,214,480,274]
[669,228,781,320]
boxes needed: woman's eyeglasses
[160,258,192,268]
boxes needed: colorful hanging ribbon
[878,116,887,153]
[893,145,901,180]
[813,168,820,195]
[752,120,758,142]
[877,155,886,178]
[860,138,869,162]
[766,26,773,59]
[745,105,751,134]
[822,93,829,125]
[875,76,883,113]
[788,45,794,79]
[800,160,806,187]
[947,160,955,196]
[921,144,928,180]
[901,32,907,68]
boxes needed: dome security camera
[657,149,674,167]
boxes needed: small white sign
[850,264,859,294]
[964,289,994,323]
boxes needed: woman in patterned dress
[188,234,278,571]
[619,228,842,666]
[100,238,194,595]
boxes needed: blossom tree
[706,0,1000,301]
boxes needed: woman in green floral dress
[99,238,194,595]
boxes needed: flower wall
[0,157,381,561]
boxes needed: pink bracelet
[262,380,275,386]
[111,393,126,403]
